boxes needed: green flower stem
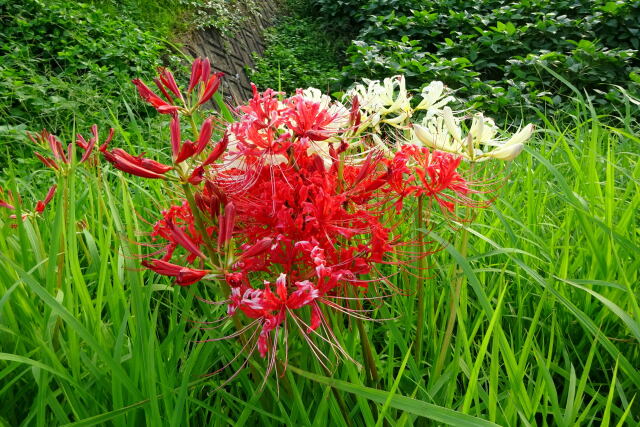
[355,303,379,385]
[414,196,426,363]
[181,183,219,268]
[433,224,469,379]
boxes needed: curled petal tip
[489,142,525,161]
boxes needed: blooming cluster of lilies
[1,59,533,374]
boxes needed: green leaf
[289,366,500,427]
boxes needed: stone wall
[184,0,280,106]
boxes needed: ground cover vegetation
[0,0,639,426]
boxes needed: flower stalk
[414,195,426,363]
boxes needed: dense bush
[309,0,640,117]
[248,16,346,93]
[0,0,172,163]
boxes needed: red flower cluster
[0,185,56,223]
[132,58,224,115]
[1,125,114,223]
[99,60,479,366]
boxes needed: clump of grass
[0,81,638,425]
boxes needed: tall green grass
[0,95,638,425]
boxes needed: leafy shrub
[0,0,171,163]
[310,0,640,118]
[175,0,260,34]
[308,0,424,37]
[248,17,345,93]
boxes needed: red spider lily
[142,259,209,286]
[170,114,181,160]
[201,133,229,168]
[117,71,487,374]
[0,187,16,210]
[393,144,471,213]
[99,135,172,179]
[225,273,321,357]
[151,201,208,263]
[29,125,113,169]
[196,72,224,107]
[188,58,212,93]
[28,130,67,169]
[35,185,57,213]
[239,84,284,128]
[158,67,184,101]
[170,115,215,164]
[195,117,213,155]
[76,125,114,164]
[1,184,57,223]
[150,62,223,109]
[132,78,181,115]
[285,95,338,141]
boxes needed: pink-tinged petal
[0,200,15,210]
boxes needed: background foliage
[249,17,346,94]
[252,0,640,118]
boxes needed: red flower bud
[158,67,183,101]
[197,72,224,107]
[194,117,213,155]
[142,259,209,286]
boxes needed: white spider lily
[381,76,411,116]
[482,123,533,161]
[344,75,413,130]
[413,118,469,155]
[468,113,498,146]
[415,81,456,118]
[486,143,525,161]
[442,107,463,143]
[413,110,534,162]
